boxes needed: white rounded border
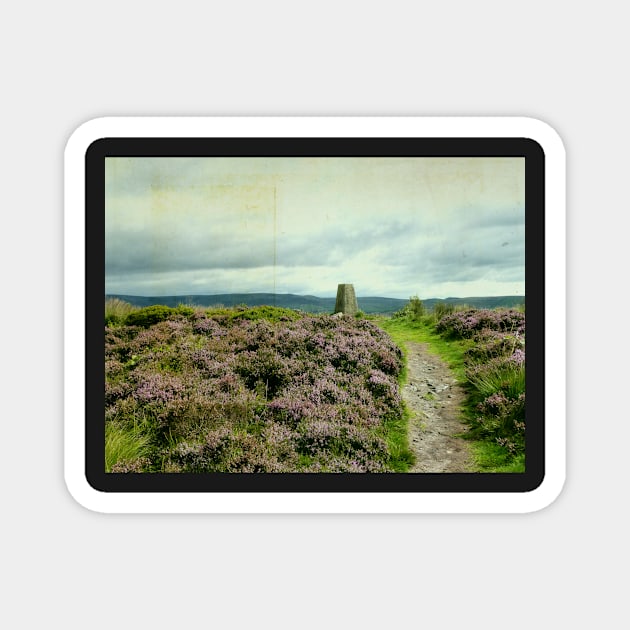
[64,116,565,513]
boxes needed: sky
[105,156,525,300]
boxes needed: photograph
[103,154,527,477]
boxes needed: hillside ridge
[106,293,525,314]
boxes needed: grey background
[2,1,624,628]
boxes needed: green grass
[384,407,416,471]
[470,442,525,472]
[105,421,152,472]
[125,304,195,328]
[377,316,472,381]
[468,363,525,401]
[226,305,303,323]
[105,298,137,326]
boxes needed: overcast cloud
[105,157,525,299]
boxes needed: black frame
[88,137,544,493]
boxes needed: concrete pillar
[334,284,359,315]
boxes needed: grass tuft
[105,422,152,472]
[105,298,137,326]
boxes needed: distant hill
[106,293,525,315]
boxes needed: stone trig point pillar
[334,283,359,315]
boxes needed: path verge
[401,342,474,472]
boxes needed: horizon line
[105,291,526,300]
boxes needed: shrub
[229,305,302,324]
[473,392,525,454]
[235,348,294,398]
[124,304,194,328]
[464,329,524,362]
[408,295,425,319]
[125,305,176,328]
[450,309,527,459]
[105,307,406,472]
[436,308,525,339]
[167,426,301,473]
[392,295,425,321]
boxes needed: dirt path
[402,342,474,472]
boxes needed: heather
[436,307,526,466]
[436,308,525,339]
[105,305,409,472]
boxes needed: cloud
[105,157,525,298]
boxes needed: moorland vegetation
[380,296,526,471]
[105,300,412,473]
[105,296,526,473]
